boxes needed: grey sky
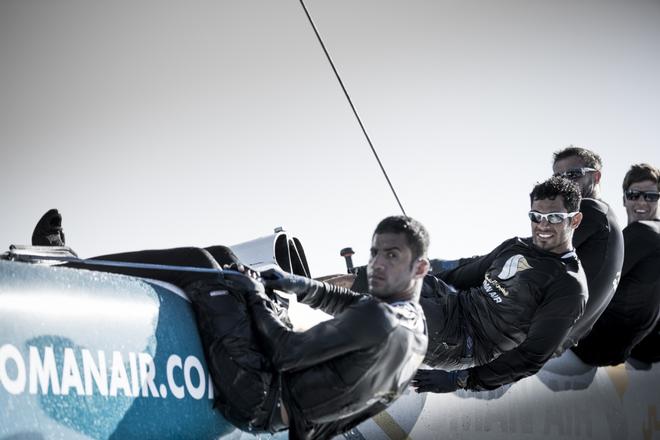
[1,0,659,276]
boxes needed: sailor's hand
[224,262,260,279]
[260,266,287,284]
[261,267,309,294]
[221,263,266,298]
[412,369,468,394]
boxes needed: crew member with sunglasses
[551,146,624,353]
[572,163,660,367]
[412,177,588,393]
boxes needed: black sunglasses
[528,211,578,224]
[553,167,597,180]
[625,190,660,202]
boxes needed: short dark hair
[530,177,582,212]
[622,163,660,191]
[373,216,430,261]
[553,146,603,170]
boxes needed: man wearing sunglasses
[572,163,660,368]
[551,146,624,354]
[412,177,588,393]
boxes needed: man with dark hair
[229,215,429,439]
[412,177,588,393]
[572,163,660,367]
[551,146,624,353]
[34,213,429,440]
[552,146,604,200]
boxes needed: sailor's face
[367,232,419,299]
[530,196,581,254]
[553,156,598,199]
[624,180,659,224]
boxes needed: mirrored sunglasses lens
[547,214,565,224]
[528,212,541,223]
[626,190,641,200]
[645,192,660,202]
[566,170,585,179]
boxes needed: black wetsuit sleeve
[468,280,584,390]
[621,222,660,278]
[439,238,516,289]
[247,295,389,372]
[294,280,365,316]
[622,221,660,364]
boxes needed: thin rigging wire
[298,0,408,217]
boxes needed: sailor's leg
[348,258,460,291]
[629,321,660,366]
[350,259,464,293]
[204,245,292,326]
[66,247,221,287]
[186,279,276,431]
[204,245,242,267]
[420,276,474,370]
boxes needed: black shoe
[32,209,65,246]
[627,357,652,371]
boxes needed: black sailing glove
[260,266,316,295]
[219,264,268,305]
[412,369,470,394]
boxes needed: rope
[298,0,408,217]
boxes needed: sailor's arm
[621,221,660,277]
[468,314,575,390]
[246,289,389,372]
[438,238,516,289]
[413,307,580,393]
[467,291,585,390]
[262,267,364,315]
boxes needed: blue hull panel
[0,260,236,439]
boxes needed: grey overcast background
[1,0,659,276]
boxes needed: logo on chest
[497,254,532,280]
[481,254,532,303]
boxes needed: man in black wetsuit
[38,214,428,440]
[571,163,660,367]
[412,177,588,393]
[551,146,624,353]
[229,216,429,439]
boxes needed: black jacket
[560,198,624,351]
[573,219,660,365]
[247,282,427,440]
[432,237,588,390]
